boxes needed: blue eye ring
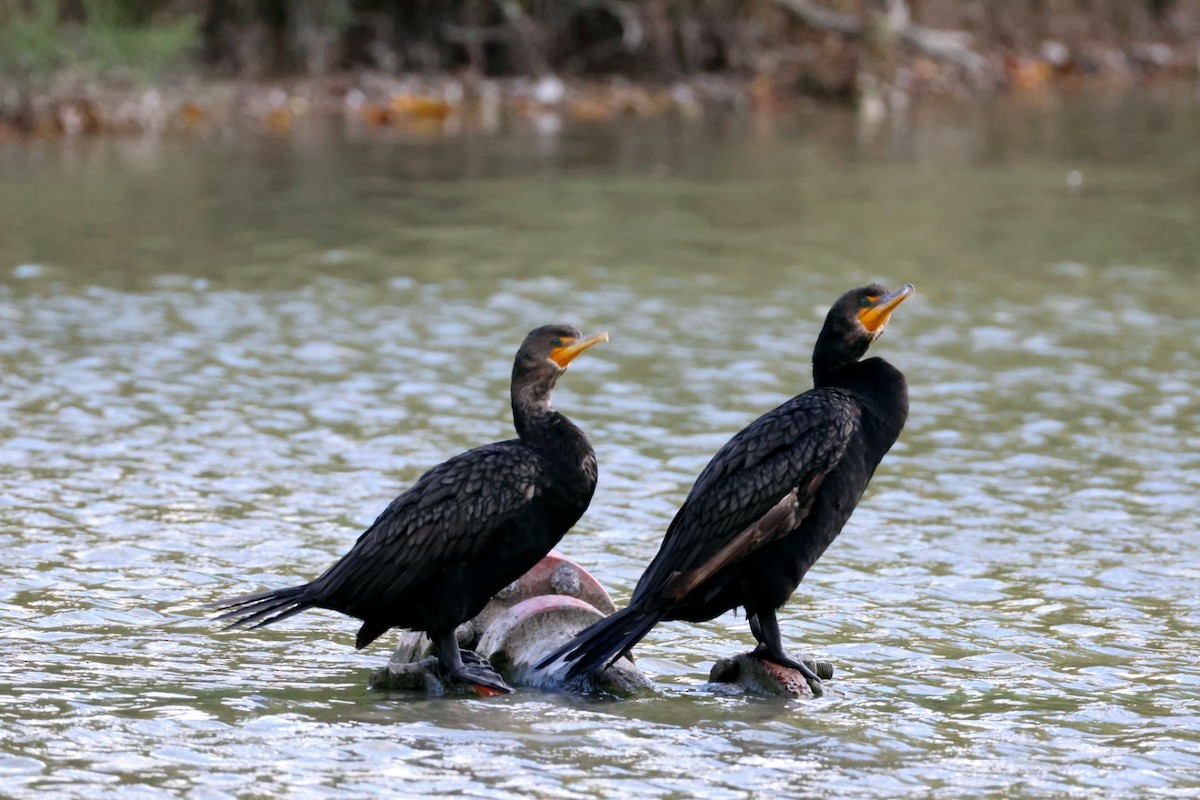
[551,337,564,347]
[859,297,872,308]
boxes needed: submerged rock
[370,551,650,697]
[707,654,835,699]
[369,656,475,697]
[369,552,831,699]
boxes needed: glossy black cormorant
[216,325,608,694]
[539,284,913,686]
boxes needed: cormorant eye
[551,337,564,347]
[859,297,873,308]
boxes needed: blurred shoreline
[4,1,1199,141]
[1,61,1197,144]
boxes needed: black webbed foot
[446,649,513,695]
[747,609,824,689]
[751,644,823,687]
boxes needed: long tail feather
[212,584,314,630]
[538,605,664,680]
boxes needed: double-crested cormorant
[216,325,608,694]
[539,284,913,686]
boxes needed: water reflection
[2,93,1200,797]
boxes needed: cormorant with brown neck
[539,284,913,687]
[216,325,608,694]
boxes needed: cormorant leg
[432,630,513,695]
[748,609,823,686]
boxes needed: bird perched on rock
[540,285,913,688]
[216,325,608,694]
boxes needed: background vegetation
[1,0,1195,89]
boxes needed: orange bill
[858,284,915,333]
[549,330,609,368]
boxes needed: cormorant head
[512,324,608,405]
[813,283,914,379]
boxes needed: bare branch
[774,0,988,78]
[897,26,987,75]
[774,0,862,38]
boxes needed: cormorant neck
[816,357,909,440]
[812,319,873,388]
[813,360,846,388]
[511,381,557,441]
[511,379,590,465]
[812,347,870,387]
[813,354,899,390]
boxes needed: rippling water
[2,92,1199,798]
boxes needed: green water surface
[1,90,1198,798]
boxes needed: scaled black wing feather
[631,389,859,604]
[307,440,546,616]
